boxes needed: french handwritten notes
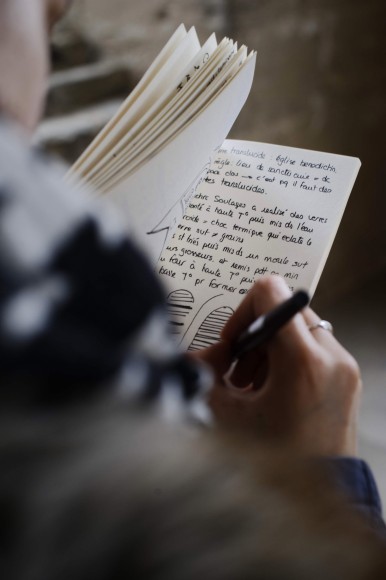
[157,140,360,348]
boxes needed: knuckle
[304,350,328,383]
[336,353,362,392]
[291,346,325,384]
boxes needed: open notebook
[69,25,361,350]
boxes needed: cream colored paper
[157,140,361,349]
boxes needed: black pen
[232,290,310,360]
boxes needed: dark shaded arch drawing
[188,305,234,351]
[166,289,194,338]
[166,291,234,350]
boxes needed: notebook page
[157,140,360,350]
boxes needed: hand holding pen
[194,275,362,457]
[232,289,309,360]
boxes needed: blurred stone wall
[226,0,386,308]
[59,0,228,68]
[41,0,386,306]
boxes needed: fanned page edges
[68,26,256,194]
[70,24,191,175]
[88,33,224,189]
[93,44,249,192]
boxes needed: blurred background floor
[315,267,386,503]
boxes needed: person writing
[0,3,384,577]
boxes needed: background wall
[227,0,386,309]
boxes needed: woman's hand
[192,276,362,456]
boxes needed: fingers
[301,307,361,386]
[221,276,290,341]
[301,307,336,348]
[227,348,268,390]
[222,276,314,354]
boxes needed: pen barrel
[232,289,309,359]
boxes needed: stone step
[34,100,122,164]
[50,29,101,71]
[45,59,136,118]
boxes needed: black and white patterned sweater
[0,118,212,421]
